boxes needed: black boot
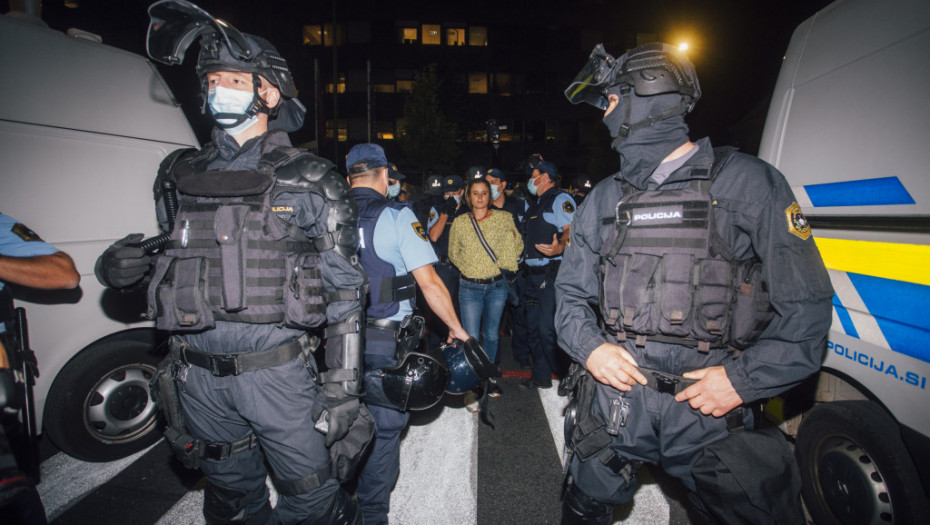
[561,480,614,525]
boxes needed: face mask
[490,185,501,200]
[208,85,260,135]
[527,178,539,196]
[387,182,401,198]
[453,195,461,205]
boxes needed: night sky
[5,0,835,155]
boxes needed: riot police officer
[521,160,575,389]
[346,143,469,525]
[95,2,368,523]
[556,42,833,524]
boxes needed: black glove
[94,233,153,289]
[440,197,458,215]
[314,383,361,447]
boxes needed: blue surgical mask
[208,85,260,135]
[527,178,538,196]
[490,184,501,200]
[453,195,461,205]
[387,182,401,198]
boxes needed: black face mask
[603,88,690,190]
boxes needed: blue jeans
[458,277,508,363]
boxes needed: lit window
[302,25,322,46]
[304,24,344,46]
[493,73,512,96]
[374,83,395,94]
[400,26,418,44]
[326,119,347,142]
[468,73,488,94]
[446,28,465,46]
[469,26,488,46]
[396,80,414,93]
[377,121,395,140]
[326,75,346,94]
[422,24,441,45]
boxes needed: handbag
[468,213,521,306]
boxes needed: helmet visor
[147,0,252,65]
[564,43,617,110]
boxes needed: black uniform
[555,138,833,513]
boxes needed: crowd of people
[2,1,834,524]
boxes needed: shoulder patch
[429,211,436,222]
[11,223,42,242]
[412,222,428,241]
[562,200,575,214]
[785,202,811,240]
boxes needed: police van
[757,0,930,522]
[0,13,198,461]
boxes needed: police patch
[412,222,428,241]
[11,223,42,242]
[429,211,436,222]
[562,201,575,214]
[785,202,811,240]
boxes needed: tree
[398,64,459,177]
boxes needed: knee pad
[203,482,271,525]
[302,488,361,525]
[561,479,614,525]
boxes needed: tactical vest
[523,188,563,261]
[599,148,774,351]
[352,188,416,320]
[147,146,336,331]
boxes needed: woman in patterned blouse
[448,178,523,397]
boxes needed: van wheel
[43,340,163,462]
[795,401,930,525]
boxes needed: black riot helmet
[565,43,700,138]
[146,0,305,131]
[381,349,451,411]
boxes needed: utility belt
[171,333,317,377]
[365,315,424,363]
[152,334,319,470]
[524,260,560,274]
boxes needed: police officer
[520,160,575,389]
[0,214,79,525]
[426,174,467,339]
[347,143,469,525]
[570,175,593,206]
[95,2,368,523]
[556,42,833,524]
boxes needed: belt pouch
[215,205,250,311]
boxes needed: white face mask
[387,182,401,198]
[208,85,260,135]
[490,184,501,200]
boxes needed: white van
[0,13,198,461]
[758,0,930,522]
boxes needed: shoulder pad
[153,147,199,202]
[272,151,359,260]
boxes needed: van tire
[795,400,930,525]
[43,340,162,462]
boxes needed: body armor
[352,188,416,320]
[523,188,563,261]
[598,149,775,351]
[148,145,359,332]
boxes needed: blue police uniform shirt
[0,213,60,332]
[525,192,576,267]
[0,213,60,292]
[371,206,438,320]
